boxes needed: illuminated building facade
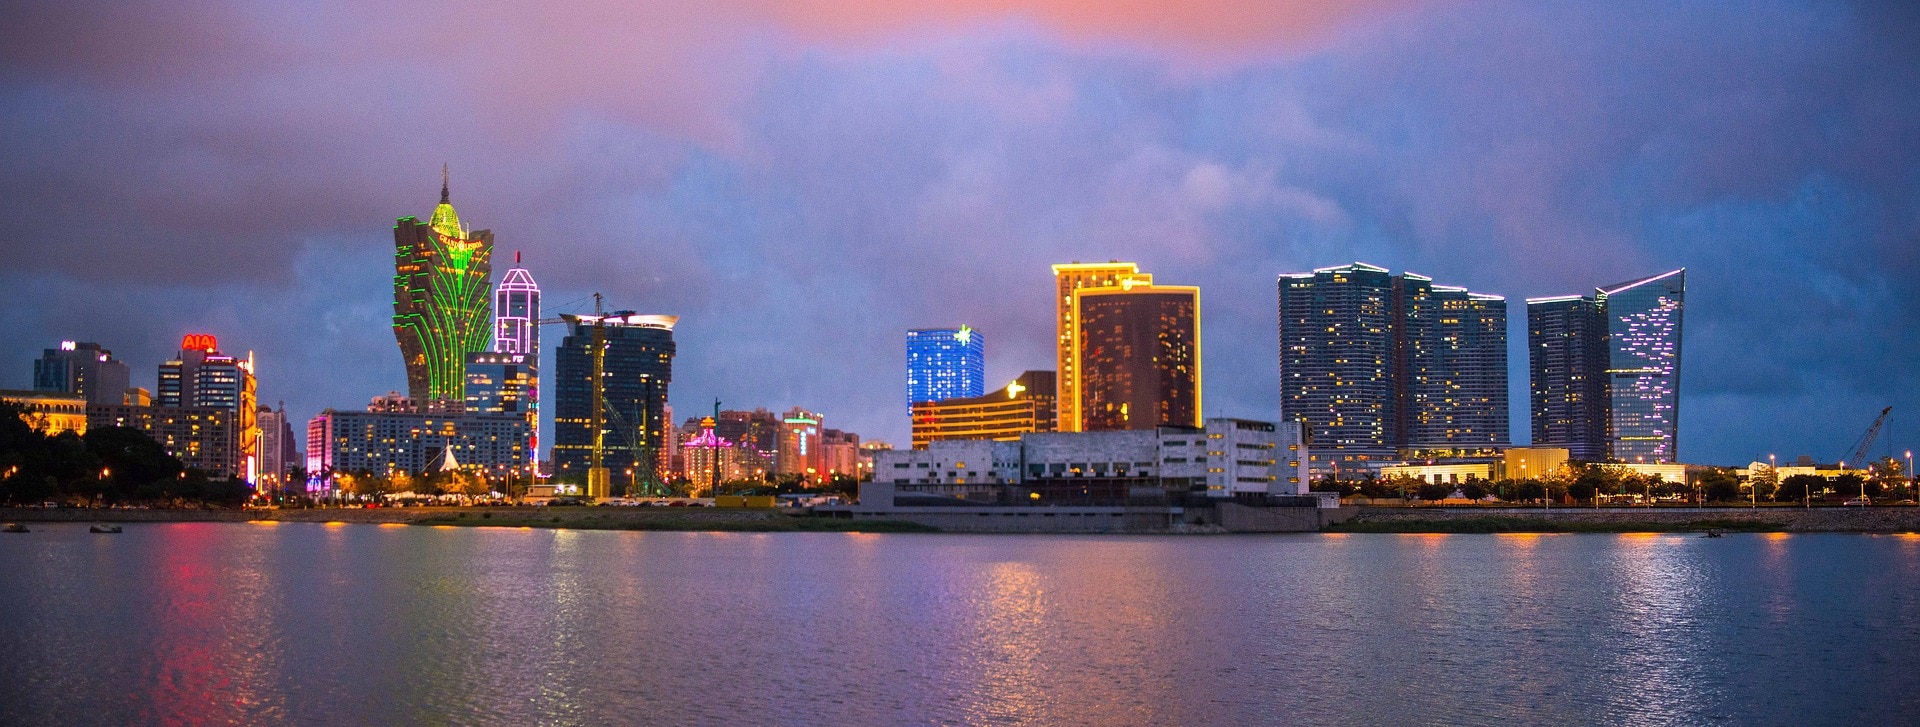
[910,370,1057,448]
[551,313,676,488]
[1052,262,1154,431]
[683,418,750,486]
[1599,269,1685,462]
[464,352,532,416]
[256,404,301,494]
[1527,269,1686,463]
[393,169,494,406]
[158,335,259,483]
[715,408,780,474]
[1278,263,1507,472]
[1394,276,1509,456]
[33,341,131,406]
[492,257,540,464]
[2,390,88,435]
[777,408,823,479]
[1074,283,1201,431]
[905,326,985,412]
[305,407,531,477]
[1526,295,1611,461]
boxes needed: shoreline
[5,505,1920,534]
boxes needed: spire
[440,163,450,204]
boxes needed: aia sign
[181,333,218,352]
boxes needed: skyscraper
[1526,268,1685,463]
[464,352,533,416]
[905,326,985,411]
[489,255,539,466]
[1526,295,1610,461]
[33,341,131,406]
[1073,282,1201,431]
[1599,269,1685,463]
[1052,262,1153,431]
[393,167,493,405]
[778,408,824,479]
[1278,263,1508,470]
[157,334,260,483]
[551,312,675,495]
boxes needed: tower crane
[1840,406,1892,470]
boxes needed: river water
[1,523,1917,725]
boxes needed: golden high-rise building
[1071,282,1201,431]
[1051,262,1152,431]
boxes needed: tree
[1461,482,1490,501]
[1514,479,1546,502]
[1698,470,1741,502]
[1415,482,1452,501]
[1777,474,1824,502]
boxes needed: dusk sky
[3,1,1915,465]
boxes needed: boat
[1702,529,1723,538]
[89,525,123,534]
[2,523,28,534]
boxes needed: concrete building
[1377,462,1495,485]
[33,341,131,407]
[256,403,301,494]
[2,390,88,435]
[875,417,1307,504]
[905,326,985,412]
[910,370,1057,448]
[1527,269,1687,463]
[1503,447,1571,481]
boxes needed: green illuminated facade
[394,170,493,405]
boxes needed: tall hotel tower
[905,326,986,412]
[393,167,493,406]
[466,253,541,465]
[1051,262,1155,431]
[1527,269,1685,463]
[553,312,676,496]
[1278,263,1508,470]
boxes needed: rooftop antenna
[515,250,522,265]
[440,163,450,204]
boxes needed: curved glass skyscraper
[393,168,493,405]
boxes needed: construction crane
[1840,406,1892,469]
[533,293,670,499]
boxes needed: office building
[1599,270,1685,462]
[88,404,240,476]
[33,341,131,406]
[256,403,301,494]
[1052,262,1154,431]
[1278,263,1508,473]
[2,390,88,435]
[910,370,1057,448]
[906,326,985,412]
[716,408,780,475]
[464,352,534,419]
[1526,296,1610,461]
[393,167,493,406]
[305,406,531,478]
[551,312,676,494]
[1074,281,1201,431]
[777,408,823,479]
[821,428,863,479]
[158,335,260,483]
[1527,268,1686,463]
[492,256,540,462]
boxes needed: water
[2,524,1918,725]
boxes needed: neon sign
[181,334,218,352]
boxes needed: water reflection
[4,526,1920,724]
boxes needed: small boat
[89,525,123,534]
[2,523,28,534]
[1702,529,1723,538]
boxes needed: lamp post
[1907,451,1914,502]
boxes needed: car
[1843,497,1871,507]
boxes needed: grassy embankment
[1327,516,1785,534]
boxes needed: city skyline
[4,2,1916,466]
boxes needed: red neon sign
[181,334,218,352]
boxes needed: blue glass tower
[906,326,986,412]
[1598,269,1685,463]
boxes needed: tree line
[0,402,251,506]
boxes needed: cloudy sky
[3,0,1916,465]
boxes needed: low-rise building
[3,389,89,435]
[910,370,1057,448]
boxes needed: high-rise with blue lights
[1598,269,1685,463]
[1527,268,1685,463]
[906,326,986,411]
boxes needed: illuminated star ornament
[1005,380,1026,399]
[955,325,973,345]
